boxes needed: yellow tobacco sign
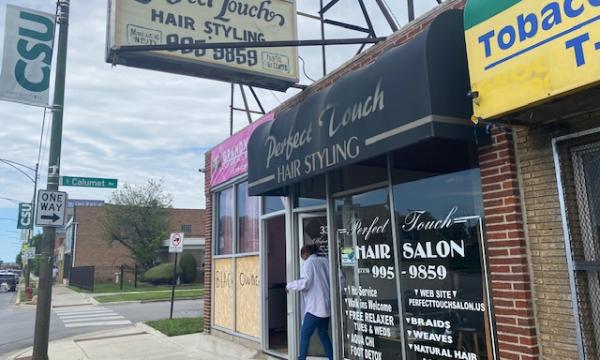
[465,0,600,119]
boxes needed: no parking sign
[169,232,184,253]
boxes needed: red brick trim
[479,130,540,360]
[203,151,212,333]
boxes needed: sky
[0,0,442,262]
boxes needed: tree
[100,180,172,269]
[28,234,42,276]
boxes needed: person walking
[52,266,58,285]
[286,244,333,360]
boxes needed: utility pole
[32,1,70,359]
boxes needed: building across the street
[201,1,600,360]
[61,204,206,285]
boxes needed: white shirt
[286,254,331,318]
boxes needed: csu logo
[15,10,54,92]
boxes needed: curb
[93,296,203,305]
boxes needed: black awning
[248,10,485,196]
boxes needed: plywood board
[235,255,260,338]
[213,258,234,330]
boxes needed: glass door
[263,215,288,357]
[297,212,330,358]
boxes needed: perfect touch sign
[465,0,600,119]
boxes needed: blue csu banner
[0,5,55,107]
[247,10,486,196]
[17,202,33,230]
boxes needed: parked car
[0,272,17,292]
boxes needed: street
[0,292,203,356]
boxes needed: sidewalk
[51,285,96,307]
[5,323,275,360]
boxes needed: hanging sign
[17,202,33,230]
[0,5,55,107]
[210,113,273,187]
[106,0,298,91]
[465,0,600,119]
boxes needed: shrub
[141,263,181,285]
[179,253,197,284]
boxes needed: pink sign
[210,113,274,187]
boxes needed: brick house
[63,205,205,283]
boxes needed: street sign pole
[26,162,40,289]
[168,232,183,320]
[33,1,70,359]
[170,252,178,320]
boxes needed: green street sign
[61,176,118,189]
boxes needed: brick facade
[72,207,134,280]
[72,206,205,281]
[203,151,213,334]
[478,130,540,360]
[515,117,600,359]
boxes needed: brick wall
[73,207,134,281]
[515,117,600,359]
[478,130,540,360]
[203,151,213,333]
[167,208,206,237]
[73,206,206,281]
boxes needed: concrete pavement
[5,323,275,360]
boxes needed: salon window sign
[211,113,273,187]
[399,207,497,360]
[337,204,403,360]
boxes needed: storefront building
[464,1,600,359]
[199,1,587,359]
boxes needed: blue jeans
[298,312,333,360]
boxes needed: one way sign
[36,190,68,227]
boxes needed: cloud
[0,0,440,261]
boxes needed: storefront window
[334,187,403,360]
[263,196,286,214]
[392,165,495,360]
[238,182,260,253]
[217,187,234,255]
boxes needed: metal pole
[134,264,138,288]
[374,0,399,31]
[229,83,234,136]
[115,37,384,53]
[320,0,327,76]
[239,84,252,124]
[120,265,124,290]
[26,162,40,289]
[407,0,415,22]
[170,253,178,320]
[32,1,69,359]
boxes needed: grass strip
[146,317,203,337]
[69,282,203,294]
[94,288,204,303]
